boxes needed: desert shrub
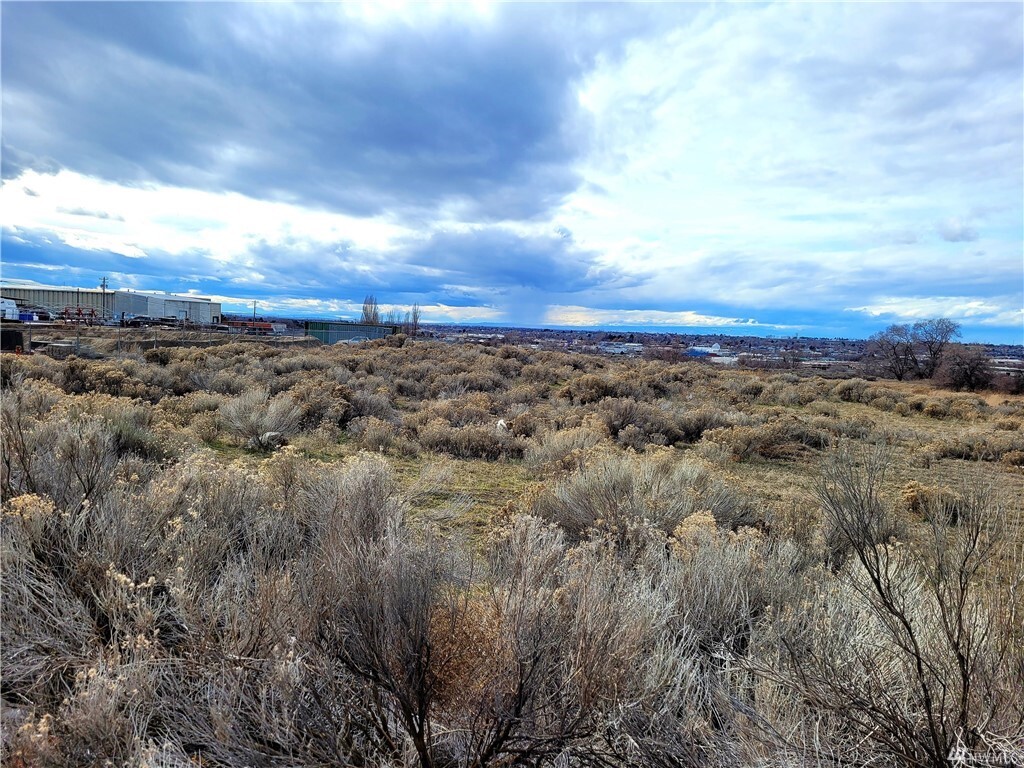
[596,397,683,447]
[57,358,92,397]
[287,378,352,428]
[931,430,1024,463]
[922,398,950,419]
[524,425,606,474]
[947,397,987,421]
[348,390,396,422]
[270,353,331,374]
[703,417,829,461]
[410,392,495,429]
[864,384,897,399]
[4,338,1022,767]
[1,373,63,419]
[1,495,103,706]
[102,403,167,460]
[519,362,558,384]
[347,415,399,453]
[219,388,302,449]
[807,414,874,441]
[417,419,525,460]
[728,376,766,402]
[832,378,870,403]
[757,379,818,406]
[899,480,969,525]
[189,411,222,443]
[559,373,617,405]
[208,368,251,395]
[869,395,897,412]
[2,413,126,510]
[0,354,34,386]
[691,438,733,465]
[530,452,755,542]
[143,347,172,366]
[677,405,734,442]
[1001,449,1024,468]
[497,381,548,407]
[669,513,805,655]
[156,391,225,427]
[457,368,510,393]
[395,376,428,398]
[817,443,906,568]
[702,425,764,461]
[906,394,929,412]
[807,401,840,418]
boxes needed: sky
[1,2,1021,343]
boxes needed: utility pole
[100,277,108,321]
[253,300,257,335]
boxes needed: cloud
[847,296,1023,328]
[1,169,642,324]
[1,3,1021,343]
[0,3,663,220]
[936,217,979,242]
[56,207,125,221]
[544,306,794,330]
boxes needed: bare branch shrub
[746,442,1024,766]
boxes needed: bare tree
[912,318,961,379]
[934,344,993,392]
[868,324,919,381]
[868,318,960,380]
[361,294,380,325]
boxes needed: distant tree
[361,294,380,325]
[934,344,993,391]
[868,324,918,381]
[400,303,422,337]
[868,318,960,380]
[912,317,961,378]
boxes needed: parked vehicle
[0,298,20,321]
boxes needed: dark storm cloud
[0,3,661,219]
[2,221,641,323]
[1,142,59,181]
[230,226,644,315]
[402,228,642,293]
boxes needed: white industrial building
[0,280,222,324]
